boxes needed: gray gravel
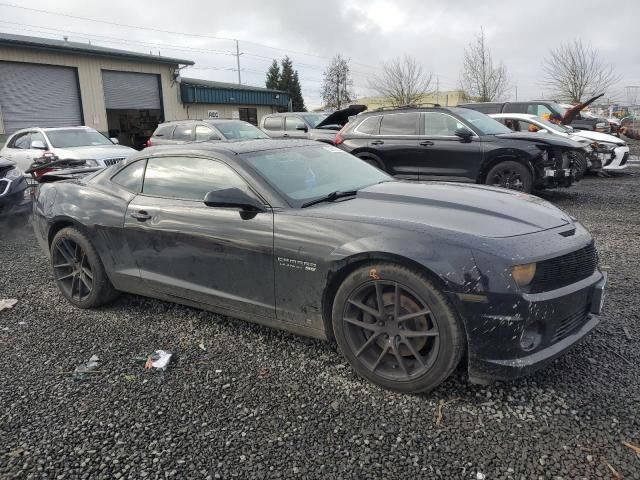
[1,165,639,480]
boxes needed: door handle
[371,140,384,145]
[283,133,290,137]
[130,210,152,222]
[419,141,434,146]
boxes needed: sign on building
[207,110,220,119]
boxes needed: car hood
[0,156,16,169]
[52,145,136,160]
[308,181,572,238]
[570,130,626,145]
[495,132,584,148]
[315,104,368,129]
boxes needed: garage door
[0,62,82,134]
[102,71,161,110]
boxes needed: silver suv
[148,119,269,146]
[0,126,135,173]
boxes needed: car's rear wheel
[485,161,533,193]
[332,263,465,393]
[50,227,118,308]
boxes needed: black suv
[459,101,610,133]
[336,106,586,192]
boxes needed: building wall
[183,103,278,123]
[356,91,467,110]
[0,45,184,135]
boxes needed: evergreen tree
[265,59,280,90]
[278,56,306,112]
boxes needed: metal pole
[236,40,241,85]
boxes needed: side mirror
[31,140,46,150]
[110,137,120,144]
[203,188,265,212]
[296,125,309,132]
[454,127,473,140]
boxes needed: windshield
[46,129,113,148]
[302,114,329,128]
[454,108,512,135]
[243,145,391,207]
[214,122,269,140]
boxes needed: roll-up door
[0,61,82,134]
[102,70,161,110]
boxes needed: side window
[263,116,283,131]
[356,116,381,135]
[526,104,552,119]
[195,125,219,141]
[30,131,46,148]
[423,112,464,136]
[518,120,540,133]
[173,124,194,141]
[111,160,146,192]
[380,113,418,135]
[10,132,30,149]
[153,124,176,138]
[285,116,306,131]
[143,157,248,201]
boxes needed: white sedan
[490,113,630,172]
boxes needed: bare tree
[459,28,509,102]
[321,54,354,110]
[369,56,434,106]
[542,39,619,103]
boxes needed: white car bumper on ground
[602,145,630,171]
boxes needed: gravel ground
[1,166,639,480]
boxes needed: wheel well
[478,155,534,184]
[47,220,78,248]
[320,253,450,341]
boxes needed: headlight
[512,263,536,287]
[84,159,98,167]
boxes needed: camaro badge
[278,257,317,272]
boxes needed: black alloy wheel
[342,280,440,381]
[50,227,118,308]
[332,263,465,393]
[52,237,94,302]
[486,161,533,193]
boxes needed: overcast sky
[1,0,639,109]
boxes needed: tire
[331,262,465,393]
[485,160,533,193]
[359,156,386,172]
[50,227,118,308]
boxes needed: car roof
[490,113,538,120]
[10,126,94,135]
[356,106,468,117]
[140,139,320,157]
[266,112,328,117]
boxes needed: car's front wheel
[332,263,465,393]
[50,227,118,308]
[485,160,533,193]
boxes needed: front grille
[528,243,598,293]
[620,152,629,166]
[103,157,125,167]
[551,305,590,343]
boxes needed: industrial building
[0,33,290,147]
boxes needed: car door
[418,112,482,181]
[284,116,309,139]
[371,112,422,179]
[123,154,275,318]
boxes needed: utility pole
[235,40,242,85]
[436,75,440,105]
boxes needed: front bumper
[539,167,574,188]
[456,269,606,383]
[602,146,630,171]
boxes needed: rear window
[112,160,146,192]
[153,124,176,138]
[173,124,193,141]
[263,117,283,131]
[380,113,418,135]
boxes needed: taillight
[335,125,348,145]
[146,138,152,147]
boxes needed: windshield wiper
[301,190,359,208]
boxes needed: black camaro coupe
[33,140,606,392]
